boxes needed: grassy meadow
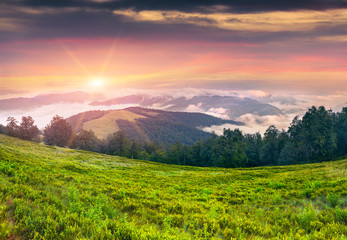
[0,134,346,239]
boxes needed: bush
[335,207,347,224]
[327,194,340,208]
[298,205,318,232]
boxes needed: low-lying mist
[0,88,345,135]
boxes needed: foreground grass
[0,134,346,239]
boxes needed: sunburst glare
[90,77,105,88]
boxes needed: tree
[141,141,166,162]
[245,132,262,167]
[105,131,130,156]
[334,107,347,156]
[0,124,5,134]
[202,133,220,167]
[18,116,40,141]
[167,141,182,164]
[289,106,336,162]
[260,125,280,165]
[71,129,98,151]
[287,116,306,162]
[5,117,19,137]
[214,129,247,168]
[305,106,336,161]
[187,139,204,166]
[43,115,72,147]
[279,141,297,165]
[128,139,142,159]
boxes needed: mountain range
[0,91,282,119]
[0,91,103,111]
[90,94,283,119]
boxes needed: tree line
[1,105,346,168]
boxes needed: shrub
[298,205,318,232]
[327,194,340,208]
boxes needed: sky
[1,0,347,95]
[0,0,346,133]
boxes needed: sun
[90,77,105,88]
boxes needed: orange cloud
[113,8,347,32]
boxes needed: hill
[0,134,346,239]
[67,107,242,145]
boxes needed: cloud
[318,35,347,42]
[186,103,203,112]
[2,0,347,45]
[202,113,296,135]
[262,92,347,112]
[4,0,347,13]
[114,88,272,100]
[0,88,346,134]
[113,9,347,33]
[199,90,347,135]
[206,108,230,120]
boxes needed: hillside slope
[0,134,346,239]
[67,107,242,145]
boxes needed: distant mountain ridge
[0,91,103,111]
[90,94,282,119]
[67,107,243,145]
[0,91,282,121]
[89,95,173,107]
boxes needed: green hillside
[0,134,346,239]
[67,107,242,145]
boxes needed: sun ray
[99,28,124,76]
[58,41,91,77]
[99,40,118,76]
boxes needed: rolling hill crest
[67,107,243,145]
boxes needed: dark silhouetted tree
[43,115,72,147]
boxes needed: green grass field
[0,134,346,239]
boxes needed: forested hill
[67,107,242,145]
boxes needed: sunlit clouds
[113,8,347,33]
